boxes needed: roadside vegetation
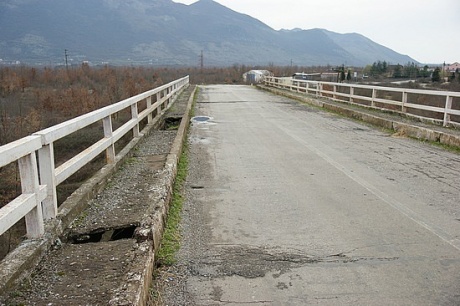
[149,143,188,306]
[362,61,460,92]
[155,88,198,267]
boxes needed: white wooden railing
[264,76,460,127]
[0,76,189,239]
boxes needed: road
[170,85,460,305]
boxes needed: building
[243,70,272,84]
[444,62,460,72]
[292,72,321,81]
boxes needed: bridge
[1,76,460,304]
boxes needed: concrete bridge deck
[1,84,460,305]
[160,85,460,305]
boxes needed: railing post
[165,89,169,108]
[371,88,376,107]
[131,103,140,137]
[402,91,408,113]
[319,83,323,97]
[19,152,44,238]
[38,143,57,220]
[167,87,171,107]
[156,92,161,111]
[146,96,153,123]
[444,95,453,127]
[350,87,354,103]
[333,85,337,100]
[103,116,116,163]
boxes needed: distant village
[243,61,460,85]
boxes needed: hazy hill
[0,0,417,66]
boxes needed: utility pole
[200,50,204,72]
[64,49,69,70]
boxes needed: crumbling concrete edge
[259,85,460,149]
[0,85,190,297]
[110,85,197,305]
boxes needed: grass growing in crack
[156,136,189,267]
[155,86,199,267]
[149,86,199,306]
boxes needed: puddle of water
[191,116,212,122]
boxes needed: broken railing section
[0,76,189,239]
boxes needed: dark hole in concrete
[111,226,136,241]
[191,186,205,190]
[72,232,104,244]
[70,226,137,244]
[163,117,182,130]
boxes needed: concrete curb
[110,85,197,305]
[260,85,460,149]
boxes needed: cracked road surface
[163,85,460,305]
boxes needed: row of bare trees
[0,64,171,145]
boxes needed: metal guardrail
[264,76,460,127]
[0,76,189,239]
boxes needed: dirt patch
[4,239,150,305]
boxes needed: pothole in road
[190,246,400,280]
[191,246,316,279]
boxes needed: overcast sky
[173,0,459,64]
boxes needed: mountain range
[0,0,417,66]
